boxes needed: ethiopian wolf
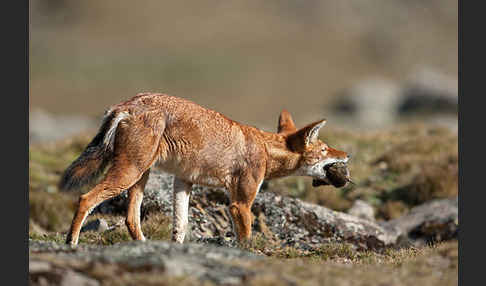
[60,93,350,246]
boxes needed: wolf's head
[278,109,350,187]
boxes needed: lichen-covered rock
[81,218,109,233]
[380,197,458,246]
[94,171,174,215]
[29,240,260,285]
[252,192,396,250]
[96,170,396,250]
[93,170,457,250]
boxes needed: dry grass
[29,191,77,232]
[378,200,409,220]
[29,212,172,246]
[234,231,458,286]
[244,241,457,286]
[404,159,458,204]
[29,135,93,234]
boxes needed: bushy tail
[58,110,129,191]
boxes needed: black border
[459,0,483,285]
[2,0,29,284]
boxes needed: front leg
[228,172,264,242]
[172,177,192,243]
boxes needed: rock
[29,109,97,144]
[81,218,109,233]
[380,197,458,246]
[29,260,52,273]
[29,257,100,286]
[60,271,100,286]
[330,78,402,128]
[347,200,375,221]
[398,68,458,116]
[329,71,458,131]
[94,171,174,216]
[97,170,396,250]
[94,170,458,250]
[252,192,396,250]
[29,240,259,285]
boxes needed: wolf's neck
[259,131,301,179]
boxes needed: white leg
[172,177,191,243]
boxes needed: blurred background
[29,2,459,270]
[30,0,457,141]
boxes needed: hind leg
[66,112,165,246]
[126,169,150,241]
[66,163,145,246]
[172,178,192,243]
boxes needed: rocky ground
[30,240,260,285]
[94,170,457,252]
[30,239,458,286]
[29,110,458,285]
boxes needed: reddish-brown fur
[61,93,349,245]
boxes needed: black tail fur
[58,111,124,191]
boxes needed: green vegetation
[29,134,92,193]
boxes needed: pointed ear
[278,109,297,133]
[304,119,327,145]
[287,119,327,150]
